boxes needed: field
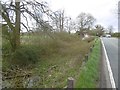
[2,31,96,88]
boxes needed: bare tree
[65,17,76,34]
[77,12,96,37]
[95,24,104,36]
[52,10,65,32]
[95,24,104,30]
[108,25,113,34]
[0,0,52,52]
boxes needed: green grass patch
[75,38,101,88]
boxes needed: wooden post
[67,77,74,88]
[85,54,88,61]
[90,47,92,52]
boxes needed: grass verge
[75,38,101,88]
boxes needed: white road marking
[101,38,116,88]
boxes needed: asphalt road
[102,37,118,88]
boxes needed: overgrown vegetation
[2,32,95,88]
[83,36,95,43]
[75,38,100,88]
[1,0,104,88]
[111,32,120,38]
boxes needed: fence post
[90,47,92,52]
[85,54,88,61]
[67,77,74,88]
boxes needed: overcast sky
[47,0,118,32]
[2,0,119,32]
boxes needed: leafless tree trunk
[52,10,64,32]
[13,0,21,51]
[61,10,64,32]
[1,0,53,52]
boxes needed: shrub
[84,36,95,43]
[11,46,39,67]
[2,38,12,55]
[112,33,120,38]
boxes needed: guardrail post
[90,47,92,52]
[85,54,88,61]
[67,77,74,88]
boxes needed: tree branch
[21,22,29,32]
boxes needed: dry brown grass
[3,31,94,88]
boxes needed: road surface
[102,37,118,88]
